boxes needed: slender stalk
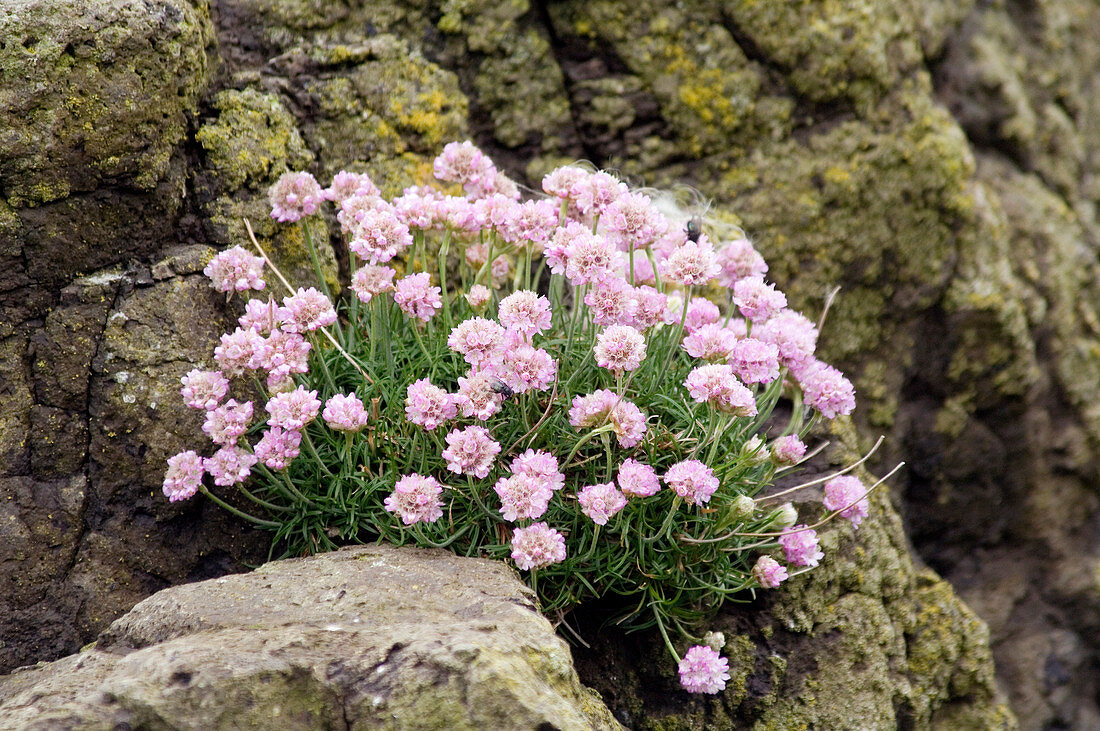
[199,485,280,528]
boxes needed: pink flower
[465,284,492,309]
[682,323,739,361]
[752,555,789,588]
[203,445,257,487]
[544,221,588,274]
[564,229,620,285]
[779,525,824,567]
[664,460,720,506]
[571,171,628,219]
[265,387,321,430]
[163,450,204,502]
[823,475,869,528]
[453,371,505,420]
[324,170,380,203]
[498,291,552,337]
[755,310,818,371]
[238,298,280,334]
[434,140,495,193]
[269,171,323,223]
[728,337,781,384]
[717,238,767,287]
[601,191,668,251]
[500,198,558,247]
[204,246,266,293]
[585,277,637,326]
[495,344,557,394]
[684,298,720,333]
[202,398,253,445]
[494,474,554,522]
[660,237,720,286]
[337,194,388,233]
[448,317,505,370]
[405,378,457,430]
[770,435,806,466]
[617,458,660,498]
[180,369,229,411]
[252,330,311,386]
[214,327,266,377]
[542,165,588,198]
[253,427,301,470]
[568,390,648,448]
[798,361,856,419]
[684,364,757,416]
[678,645,730,694]
[630,285,666,330]
[578,481,627,525]
[510,449,565,491]
[442,426,501,478]
[351,264,396,304]
[348,207,413,263]
[385,473,445,525]
[510,522,567,570]
[323,393,369,432]
[279,287,337,333]
[393,185,445,229]
[594,324,647,373]
[733,277,787,323]
[394,272,443,322]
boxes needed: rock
[0,545,622,730]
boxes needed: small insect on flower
[685,218,703,243]
[489,378,515,398]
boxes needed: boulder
[0,545,622,730]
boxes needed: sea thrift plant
[164,142,896,694]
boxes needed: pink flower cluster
[204,246,266,293]
[510,522,567,570]
[822,475,869,528]
[385,473,444,525]
[569,390,647,448]
[678,645,730,694]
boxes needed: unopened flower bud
[731,495,755,521]
[703,631,726,653]
[743,436,768,465]
[771,502,798,529]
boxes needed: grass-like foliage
[163,142,889,693]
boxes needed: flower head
[571,171,627,220]
[660,236,720,286]
[510,522,567,570]
[684,364,757,416]
[348,207,413,263]
[568,390,647,447]
[542,165,588,199]
[203,445,257,487]
[755,310,818,371]
[205,246,267,293]
[454,371,505,420]
[180,369,229,411]
[617,458,660,498]
[684,298,721,333]
[351,264,396,304]
[498,290,552,338]
[564,229,620,285]
[405,378,457,430]
[500,198,558,248]
[253,330,311,386]
[664,460,720,506]
[163,451,204,502]
[442,425,501,479]
[751,555,789,589]
[202,398,253,445]
[728,337,781,384]
[682,323,739,361]
[448,317,505,370]
[269,171,323,223]
[770,435,806,466]
[630,285,667,330]
[717,238,767,287]
[265,387,321,430]
[823,475,870,528]
[779,525,824,567]
[323,393,370,432]
[585,277,637,327]
[678,646,730,694]
[601,191,668,251]
[324,170,380,203]
[593,324,647,373]
[394,272,443,322]
[385,473,445,525]
[465,284,492,309]
[733,277,787,323]
[495,474,554,522]
[279,287,337,333]
[798,361,856,419]
[433,140,495,194]
[494,344,557,394]
[510,449,565,491]
[253,427,301,470]
[239,298,280,334]
[214,327,266,377]
[578,481,627,525]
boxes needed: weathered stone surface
[0,545,622,730]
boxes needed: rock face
[0,545,622,730]
[1,0,1098,726]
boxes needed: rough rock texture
[0,545,622,730]
[2,0,1098,726]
